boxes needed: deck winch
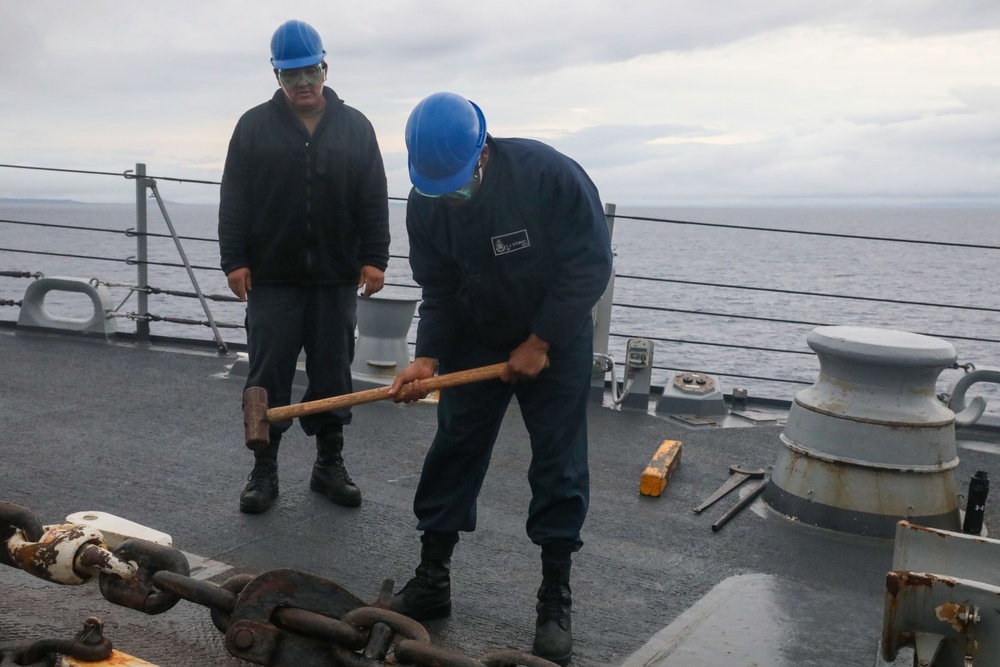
[765,326,964,538]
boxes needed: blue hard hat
[270,20,326,69]
[405,92,487,196]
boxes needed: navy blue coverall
[405,136,613,554]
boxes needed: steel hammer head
[243,387,270,451]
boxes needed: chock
[640,439,682,497]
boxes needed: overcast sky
[2,1,999,207]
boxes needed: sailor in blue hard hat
[404,92,488,200]
[269,19,329,121]
[219,20,390,516]
[387,91,614,666]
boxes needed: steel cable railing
[3,210,998,352]
[613,213,1000,252]
[604,211,1000,392]
[609,299,1000,345]
[3,215,997,331]
[1,163,998,398]
[616,274,1000,315]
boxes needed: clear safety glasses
[277,63,325,87]
[415,165,482,201]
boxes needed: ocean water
[1,200,998,408]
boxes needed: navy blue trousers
[413,323,593,552]
[244,284,356,436]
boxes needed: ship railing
[1,162,998,406]
[605,208,1000,404]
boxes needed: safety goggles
[415,165,482,201]
[277,63,325,87]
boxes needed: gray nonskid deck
[1,330,996,666]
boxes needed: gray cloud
[1,1,998,207]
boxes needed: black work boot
[239,435,280,514]
[532,560,573,666]
[310,425,362,507]
[387,531,458,621]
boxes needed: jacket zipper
[304,140,314,276]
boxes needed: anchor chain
[1,501,558,667]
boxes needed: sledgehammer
[243,362,509,451]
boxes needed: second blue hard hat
[405,92,487,196]
[270,20,326,69]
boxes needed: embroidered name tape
[492,230,530,255]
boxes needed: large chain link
[1,502,559,667]
[0,502,42,569]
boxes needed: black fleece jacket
[218,87,389,286]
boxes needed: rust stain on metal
[914,572,957,588]
[935,602,969,633]
[779,449,805,488]
[829,464,850,508]
[885,572,902,597]
[77,543,113,570]
[888,571,950,591]
[903,522,954,539]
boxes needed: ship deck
[2,328,998,666]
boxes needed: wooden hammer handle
[266,362,508,422]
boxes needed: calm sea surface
[2,200,999,407]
